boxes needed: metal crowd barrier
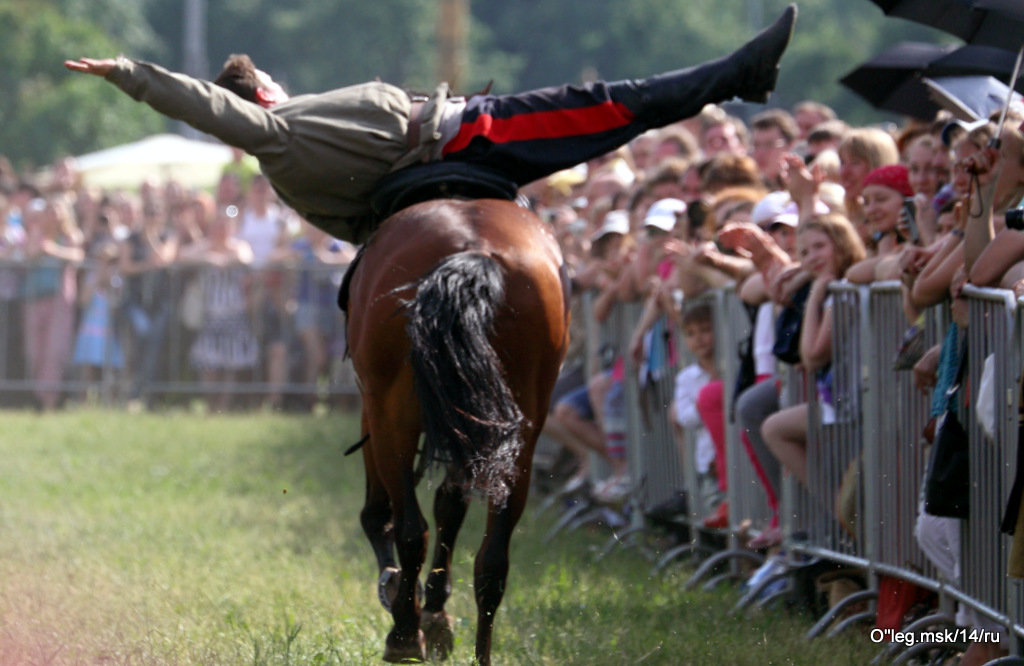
[0,258,358,408]
[800,282,867,566]
[619,299,684,517]
[957,285,1022,645]
[541,280,1024,653]
[716,287,777,535]
[863,283,939,585]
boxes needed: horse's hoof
[421,610,455,661]
[378,567,425,612]
[382,629,426,663]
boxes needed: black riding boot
[611,3,797,128]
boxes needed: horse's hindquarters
[344,198,568,665]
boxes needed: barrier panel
[779,364,815,542]
[619,299,686,515]
[959,286,1021,639]
[865,282,938,582]
[798,282,867,566]
[715,287,776,534]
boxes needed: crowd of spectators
[525,100,1024,666]
[0,150,356,412]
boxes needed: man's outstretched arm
[65,56,286,154]
[64,57,116,77]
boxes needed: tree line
[0,0,955,171]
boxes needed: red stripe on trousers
[442,100,636,156]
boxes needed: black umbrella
[864,0,1024,131]
[867,0,1024,51]
[969,0,1024,53]
[966,1,1024,134]
[840,42,962,119]
[867,0,980,42]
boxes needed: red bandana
[862,164,913,198]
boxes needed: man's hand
[64,58,117,76]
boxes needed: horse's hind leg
[473,453,533,666]
[358,421,400,610]
[381,463,429,663]
[421,470,468,661]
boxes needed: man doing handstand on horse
[66,5,797,244]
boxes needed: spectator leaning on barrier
[547,210,634,490]
[72,239,125,398]
[715,195,804,546]
[846,163,916,284]
[761,213,866,488]
[284,220,354,411]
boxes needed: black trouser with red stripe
[440,51,744,185]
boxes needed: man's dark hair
[750,108,799,144]
[807,119,850,146]
[213,54,261,103]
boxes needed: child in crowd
[671,303,721,519]
[72,240,124,397]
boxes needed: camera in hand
[901,197,920,244]
[1006,208,1024,231]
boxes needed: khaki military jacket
[107,58,448,242]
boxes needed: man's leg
[441,5,796,184]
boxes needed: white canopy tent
[72,133,235,189]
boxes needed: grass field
[0,409,879,665]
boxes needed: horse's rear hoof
[378,567,424,613]
[382,629,426,663]
[421,610,455,661]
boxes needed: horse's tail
[404,251,524,506]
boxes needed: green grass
[0,410,879,665]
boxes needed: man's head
[213,54,289,108]
[750,109,798,181]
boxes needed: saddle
[339,161,520,315]
[369,161,519,222]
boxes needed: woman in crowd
[22,197,84,410]
[846,163,916,283]
[761,213,866,486]
[904,134,946,247]
[837,127,900,247]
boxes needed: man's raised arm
[64,56,286,155]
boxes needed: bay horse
[344,180,569,664]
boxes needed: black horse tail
[404,251,524,506]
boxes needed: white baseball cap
[592,210,631,241]
[643,198,687,232]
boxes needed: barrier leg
[542,502,591,543]
[650,539,715,575]
[594,524,644,561]
[804,590,877,640]
[684,548,764,591]
[870,613,957,664]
